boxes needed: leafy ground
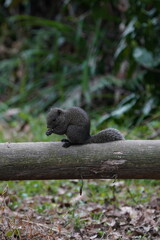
[0,179,160,239]
[0,113,160,239]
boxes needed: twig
[22,220,58,232]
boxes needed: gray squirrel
[46,107,124,148]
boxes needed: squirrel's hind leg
[62,141,72,148]
[61,138,72,147]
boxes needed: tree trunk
[0,140,160,180]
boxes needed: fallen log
[0,140,160,180]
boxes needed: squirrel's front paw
[62,142,72,148]
[46,129,53,136]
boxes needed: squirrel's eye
[52,119,56,122]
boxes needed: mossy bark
[0,140,160,180]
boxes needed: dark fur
[46,107,124,148]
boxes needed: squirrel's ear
[57,109,62,115]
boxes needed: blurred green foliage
[0,0,160,126]
[114,0,160,122]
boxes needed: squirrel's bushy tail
[86,128,124,143]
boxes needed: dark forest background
[1,0,160,130]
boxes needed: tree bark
[0,140,160,180]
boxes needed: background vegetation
[0,0,160,239]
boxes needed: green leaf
[97,94,138,126]
[133,47,154,67]
[122,18,136,37]
[5,230,14,237]
[114,39,126,59]
[142,98,154,116]
[111,99,137,117]
[9,15,73,34]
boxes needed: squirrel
[46,107,124,148]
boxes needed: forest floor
[0,179,160,239]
